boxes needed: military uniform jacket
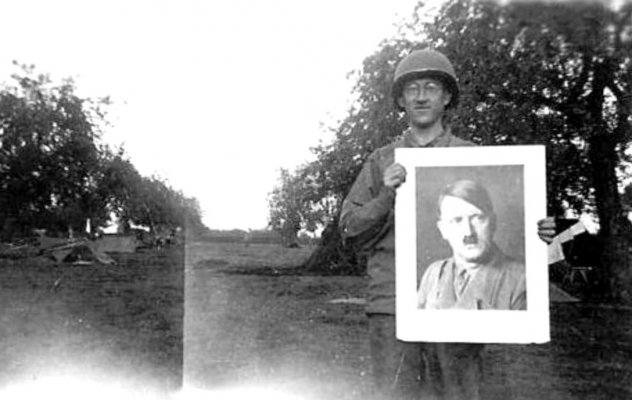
[339,128,474,314]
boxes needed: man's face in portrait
[437,195,496,264]
[397,78,451,129]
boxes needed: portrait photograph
[395,145,549,343]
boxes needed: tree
[295,40,414,273]
[423,0,632,300]
[101,154,205,235]
[268,0,632,300]
[624,184,632,209]
[0,63,111,238]
[98,147,143,224]
[100,147,206,234]
[268,168,303,247]
[0,63,206,240]
[268,166,329,247]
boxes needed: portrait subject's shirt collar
[453,243,501,278]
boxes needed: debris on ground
[38,238,116,265]
[549,283,579,303]
[0,243,40,259]
[0,236,116,265]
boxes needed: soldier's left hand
[537,217,557,244]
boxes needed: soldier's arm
[339,156,400,249]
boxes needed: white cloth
[548,238,566,265]
[547,221,587,265]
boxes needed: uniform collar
[403,125,454,148]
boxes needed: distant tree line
[200,228,315,246]
[268,0,632,301]
[0,63,205,241]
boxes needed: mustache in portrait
[462,234,478,245]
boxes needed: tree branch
[568,54,591,105]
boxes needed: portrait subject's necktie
[455,268,470,296]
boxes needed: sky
[0,0,426,230]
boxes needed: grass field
[1,240,630,399]
[185,241,632,400]
[0,246,183,399]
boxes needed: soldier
[339,49,555,400]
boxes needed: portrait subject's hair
[437,179,494,217]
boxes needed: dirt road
[185,242,632,400]
[184,241,370,399]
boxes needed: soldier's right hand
[383,163,407,189]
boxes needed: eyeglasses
[403,81,443,99]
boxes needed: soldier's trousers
[368,313,483,400]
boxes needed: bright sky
[0,0,429,230]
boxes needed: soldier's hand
[383,163,407,189]
[537,217,557,244]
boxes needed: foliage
[268,0,632,290]
[308,40,414,211]
[267,167,328,246]
[425,0,632,299]
[266,41,415,246]
[99,150,205,234]
[425,0,631,218]
[0,63,204,239]
[0,64,110,237]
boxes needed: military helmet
[392,49,459,110]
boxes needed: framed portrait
[395,145,549,343]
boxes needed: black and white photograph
[0,1,631,400]
[415,167,527,311]
[395,145,549,343]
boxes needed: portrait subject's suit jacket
[417,244,527,310]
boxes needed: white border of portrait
[395,145,549,343]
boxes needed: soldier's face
[437,195,496,264]
[398,78,451,130]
